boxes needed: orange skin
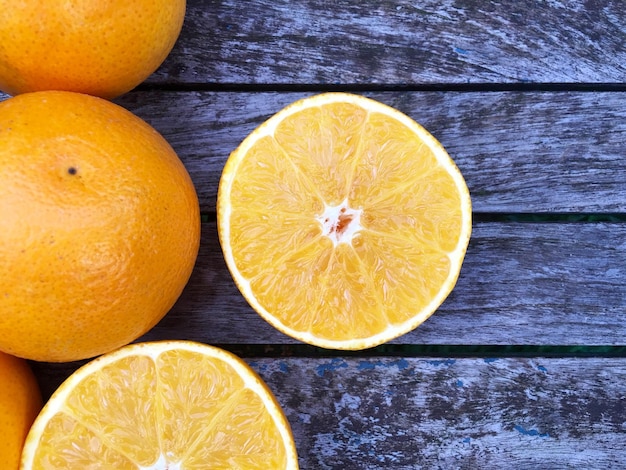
[0,91,200,362]
[0,352,42,469]
[0,0,186,99]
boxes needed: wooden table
[28,1,626,468]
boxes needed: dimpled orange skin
[0,351,42,469]
[0,0,186,99]
[0,91,201,362]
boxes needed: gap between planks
[136,81,626,94]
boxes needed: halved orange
[20,341,299,469]
[218,93,472,350]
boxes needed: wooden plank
[139,221,626,346]
[152,0,626,85]
[259,357,626,469]
[3,90,624,212]
[29,356,626,468]
[115,90,626,213]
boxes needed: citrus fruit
[0,91,200,362]
[218,92,472,350]
[20,341,299,469]
[0,351,42,469]
[0,0,186,99]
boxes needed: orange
[0,91,200,362]
[0,351,42,469]
[0,0,186,99]
[20,341,299,469]
[218,93,472,350]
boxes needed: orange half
[20,341,299,469]
[218,93,472,350]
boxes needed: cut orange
[218,93,471,350]
[20,341,299,469]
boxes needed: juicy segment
[27,350,290,469]
[225,98,469,347]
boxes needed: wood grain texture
[111,90,626,213]
[262,357,626,469]
[134,221,626,346]
[29,356,626,468]
[3,89,624,212]
[151,0,626,85]
[3,0,625,466]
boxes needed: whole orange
[0,91,200,362]
[0,351,42,469]
[0,0,186,99]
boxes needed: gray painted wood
[262,357,626,469]
[135,221,626,346]
[151,0,626,85]
[261,357,626,469]
[113,90,626,213]
[30,356,626,468]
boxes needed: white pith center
[140,454,180,470]
[316,199,363,246]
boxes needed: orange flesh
[222,96,471,348]
[27,348,293,469]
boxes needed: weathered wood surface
[5,0,626,467]
[138,221,626,346]
[30,357,626,469]
[111,90,626,213]
[262,357,626,469]
[151,0,626,85]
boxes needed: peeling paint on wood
[249,357,626,469]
